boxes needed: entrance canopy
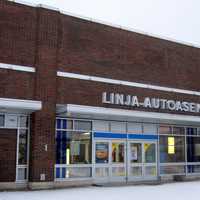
[57,104,200,126]
[0,98,42,113]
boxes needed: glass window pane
[112,143,124,163]
[187,136,200,162]
[56,131,67,164]
[93,120,109,132]
[65,167,92,178]
[145,166,157,176]
[56,119,62,129]
[144,143,156,163]
[61,167,66,178]
[56,131,91,164]
[5,115,18,128]
[127,123,142,133]
[66,120,73,130]
[56,119,73,130]
[96,142,109,163]
[17,168,27,180]
[173,127,185,135]
[143,123,157,134]
[56,167,60,178]
[159,136,185,163]
[160,126,172,135]
[187,165,200,173]
[130,143,142,163]
[67,131,91,164]
[112,167,125,177]
[0,115,5,127]
[20,116,28,128]
[160,165,185,175]
[62,119,67,129]
[74,120,92,131]
[55,167,66,178]
[110,122,126,133]
[95,168,109,177]
[18,130,28,165]
[130,167,142,177]
[186,128,197,136]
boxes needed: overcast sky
[24,0,200,46]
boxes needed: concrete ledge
[2,176,200,191]
[28,182,54,190]
[159,175,174,183]
[0,182,27,191]
[54,180,93,189]
[28,180,93,190]
[94,180,160,187]
[174,175,200,182]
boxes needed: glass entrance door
[94,140,157,183]
[128,142,143,178]
[94,140,110,181]
[111,141,126,181]
[128,141,157,181]
[94,140,126,182]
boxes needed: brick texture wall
[56,14,200,116]
[0,0,36,100]
[0,69,35,100]
[0,129,17,182]
[29,7,59,182]
[0,0,37,66]
[58,15,200,91]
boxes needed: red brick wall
[0,0,37,66]
[0,129,17,182]
[0,1,36,100]
[56,14,200,116]
[29,7,59,182]
[58,15,200,91]
[0,69,35,100]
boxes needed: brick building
[0,0,200,190]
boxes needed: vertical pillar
[29,7,60,187]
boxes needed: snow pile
[0,181,200,200]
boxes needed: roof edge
[8,0,200,49]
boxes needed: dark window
[186,127,197,136]
[160,126,172,135]
[187,136,200,162]
[56,119,73,130]
[18,130,28,165]
[74,120,92,131]
[0,115,5,127]
[173,127,185,135]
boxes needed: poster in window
[131,146,138,161]
[96,143,108,163]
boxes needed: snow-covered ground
[1,181,200,200]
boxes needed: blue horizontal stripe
[94,132,158,140]
[128,134,158,140]
[94,132,127,139]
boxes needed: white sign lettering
[102,92,200,113]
